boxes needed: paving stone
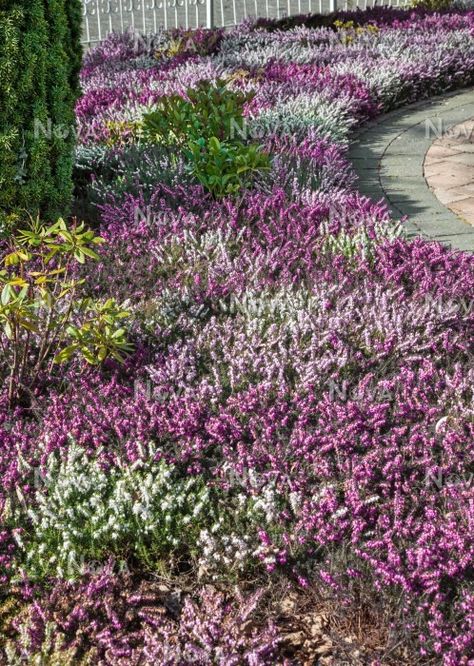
[384,144,421,157]
[428,167,474,190]
[424,145,464,163]
[381,152,422,166]
[439,235,474,252]
[431,187,473,205]
[453,143,474,154]
[380,162,421,178]
[382,185,426,200]
[350,88,474,251]
[424,116,474,227]
[435,133,472,147]
[412,216,472,236]
[424,161,453,178]
[392,201,448,218]
[351,159,380,172]
[442,152,474,167]
[380,174,423,185]
[361,188,384,198]
[349,147,383,160]
[450,197,474,221]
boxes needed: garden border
[349,87,474,252]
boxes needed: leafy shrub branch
[0,217,132,407]
[142,80,270,198]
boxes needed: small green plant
[142,80,252,146]
[142,81,270,198]
[104,120,142,147]
[0,217,132,406]
[333,19,379,45]
[186,137,270,199]
[153,29,221,61]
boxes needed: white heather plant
[330,60,405,110]
[18,442,214,580]
[217,27,342,68]
[15,440,287,582]
[196,482,288,580]
[3,622,75,666]
[320,219,403,263]
[250,95,352,143]
[143,277,464,412]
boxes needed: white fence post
[206,0,214,28]
[329,0,337,12]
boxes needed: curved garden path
[349,87,474,252]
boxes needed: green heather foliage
[0,0,83,225]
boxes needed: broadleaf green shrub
[142,80,252,146]
[0,0,83,225]
[0,217,132,406]
[142,80,270,198]
[185,137,271,198]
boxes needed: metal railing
[82,0,409,47]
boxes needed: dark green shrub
[142,80,253,146]
[411,0,452,9]
[64,0,84,94]
[186,137,270,199]
[142,81,270,198]
[0,0,83,226]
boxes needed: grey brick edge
[349,87,474,253]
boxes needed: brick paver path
[349,88,474,252]
[425,118,474,226]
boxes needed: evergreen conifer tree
[0,0,83,224]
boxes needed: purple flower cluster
[6,569,278,664]
[2,7,474,664]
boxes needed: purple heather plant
[2,6,474,665]
[4,571,279,665]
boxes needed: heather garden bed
[1,6,474,665]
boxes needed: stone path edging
[425,117,474,223]
[349,87,474,252]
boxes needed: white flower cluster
[198,525,255,578]
[196,483,285,578]
[21,442,212,580]
[320,220,403,263]
[224,284,329,322]
[218,27,342,68]
[250,94,352,144]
